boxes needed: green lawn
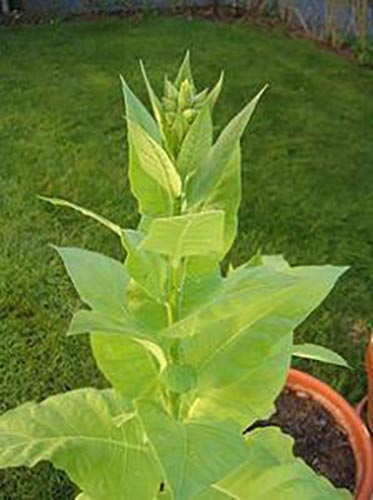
[1,16,373,498]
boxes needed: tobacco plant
[0,54,351,499]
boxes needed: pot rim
[287,368,373,500]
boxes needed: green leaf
[91,334,160,400]
[293,343,349,368]
[67,309,150,340]
[38,196,122,237]
[187,85,268,208]
[0,389,161,500]
[54,247,129,317]
[177,102,213,181]
[197,145,241,256]
[129,121,182,201]
[141,211,225,259]
[196,427,351,500]
[139,60,165,135]
[167,264,347,426]
[120,75,161,143]
[122,78,177,217]
[122,229,168,303]
[207,71,224,109]
[75,494,91,500]
[181,256,223,318]
[174,50,195,90]
[161,364,197,394]
[136,401,248,500]
[89,281,168,402]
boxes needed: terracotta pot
[357,335,373,432]
[287,368,373,500]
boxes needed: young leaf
[122,229,168,303]
[141,210,225,259]
[122,78,176,217]
[121,75,161,143]
[0,389,161,500]
[139,60,164,134]
[195,427,351,499]
[38,196,123,237]
[293,343,349,368]
[136,401,248,500]
[129,121,182,201]
[176,102,213,181]
[187,85,268,208]
[54,247,129,317]
[207,71,224,109]
[174,50,195,90]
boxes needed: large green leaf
[55,246,129,317]
[122,229,168,303]
[195,427,351,500]
[0,389,161,500]
[136,401,248,500]
[141,211,225,259]
[177,103,213,181]
[166,264,347,426]
[187,86,268,209]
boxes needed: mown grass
[0,16,372,498]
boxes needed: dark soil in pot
[246,388,356,493]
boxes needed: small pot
[356,335,373,435]
[287,369,373,500]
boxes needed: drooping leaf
[136,401,248,500]
[195,427,351,500]
[187,86,268,208]
[141,211,225,259]
[0,389,162,500]
[293,343,349,368]
[177,103,213,181]
[166,264,347,426]
[122,229,168,303]
[38,196,122,237]
[54,247,129,317]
